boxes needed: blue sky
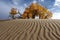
[0,0,60,20]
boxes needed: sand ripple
[0,19,60,40]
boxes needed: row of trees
[9,3,52,19]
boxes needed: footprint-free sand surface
[0,19,60,40]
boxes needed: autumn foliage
[9,8,17,19]
[10,8,17,15]
[22,3,52,19]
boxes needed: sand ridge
[0,19,60,40]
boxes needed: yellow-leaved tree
[9,8,17,19]
[22,3,52,19]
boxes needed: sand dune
[0,19,60,40]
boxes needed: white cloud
[13,2,18,5]
[24,4,27,7]
[38,0,44,2]
[41,0,44,2]
[52,12,60,19]
[56,0,60,2]
[54,0,60,6]
[12,0,20,5]
[49,0,60,13]
[50,0,60,19]
[19,7,25,13]
[33,0,37,3]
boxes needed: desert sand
[0,19,60,40]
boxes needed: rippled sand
[0,19,60,40]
